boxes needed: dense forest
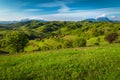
[0,20,120,53]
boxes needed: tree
[2,31,29,53]
[105,32,118,43]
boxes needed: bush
[73,38,86,47]
[63,40,73,48]
[39,44,50,51]
[94,43,99,46]
[105,33,118,43]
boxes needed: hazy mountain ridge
[0,19,47,24]
[0,17,120,25]
[85,16,120,22]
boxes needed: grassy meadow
[0,43,120,80]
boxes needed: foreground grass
[0,44,120,80]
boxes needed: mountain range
[0,17,119,24]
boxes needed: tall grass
[0,44,120,80]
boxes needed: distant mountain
[0,21,18,24]
[0,17,119,24]
[85,17,118,22]
[0,18,47,24]
[96,17,111,22]
[85,18,96,22]
[38,19,47,22]
[20,18,47,22]
[20,18,31,22]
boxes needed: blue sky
[0,0,120,21]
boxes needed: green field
[0,44,120,80]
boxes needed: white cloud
[0,9,11,13]
[39,0,73,7]
[58,3,70,12]
[39,1,62,7]
[38,0,71,12]
[0,9,29,21]
[0,7,120,21]
[110,16,120,21]
[24,9,42,12]
[38,7,120,21]
[96,14,107,18]
[111,16,116,18]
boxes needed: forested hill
[0,20,120,53]
[1,20,120,39]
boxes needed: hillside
[0,44,120,80]
[0,20,120,53]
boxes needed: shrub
[63,40,73,48]
[94,43,99,46]
[39,44,50,51]
[105,33,118,43]
[73,38,86,47]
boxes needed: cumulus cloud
[96,14,107,18]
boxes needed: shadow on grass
[0,50,9,55]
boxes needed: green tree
[2,31,29,53]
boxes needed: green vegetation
[105,32,118,43]
[0,21,120,79]
[0,44,120,80]
[1,20,120,53]
[1,31,29,53]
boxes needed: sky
[0,0,120,21]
